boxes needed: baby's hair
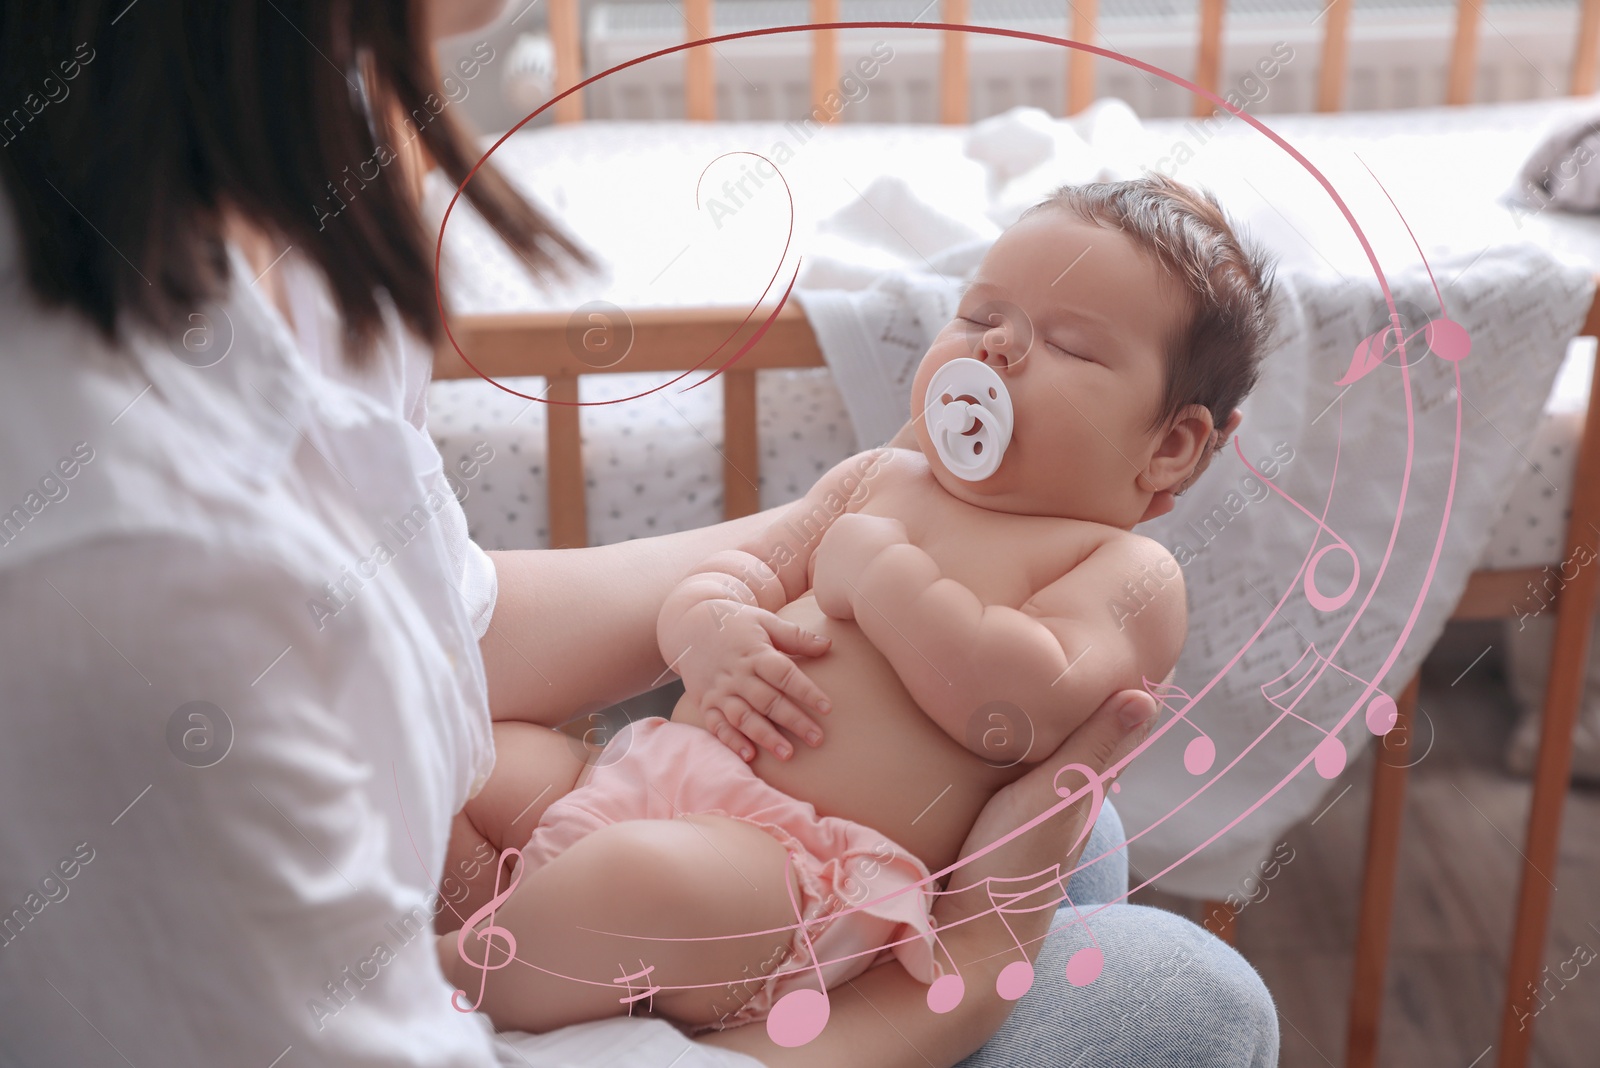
[1021,175,1280,457]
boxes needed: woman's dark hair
[0,1,594,361]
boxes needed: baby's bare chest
[854,468,1110,608]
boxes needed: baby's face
[909,208,1193,527]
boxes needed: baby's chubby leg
[436,814,803,1035]
[438,721,589,934]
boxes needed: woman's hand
[934,688,1157,941]
[694,685,1159,1068]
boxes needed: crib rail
[439,306,823,549]
[539,0,1600,123]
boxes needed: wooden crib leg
[1345,670,1419,1068]
[1496,565,1598,1066]
[1202,898,1237,946]
[546,374,587,549]
[722,370,760,521]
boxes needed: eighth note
[1148,676,1216,776]
[1262,644,1397,779]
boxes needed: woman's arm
[694,688,1159,1067]
[480,504,799,727]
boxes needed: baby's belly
[670,594,1021,875]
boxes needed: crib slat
[722,370,762,520]
[1447,0,1482,104]
[1315,0,1352,112]
[1573,0,1600,94]
[811,0,840,122]
[1345,670,1419,1068]
[548,0,583,123]
[941,0,969,124]
[685,0,715,121]
[1191,0,1227,118]
[545,375,588,548]
[1066,0,1098,115]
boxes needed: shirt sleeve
[457,525,500,641]
[0,535,507,1067]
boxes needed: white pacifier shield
[924,358,1013,482]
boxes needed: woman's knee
[958,904,1278,1068]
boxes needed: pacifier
[923,357,1014,482]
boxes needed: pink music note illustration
[767,853,831,1048]
[980,870,1084,1000]
[613,960,661,1015]
[1336,311,1470,386]
[925,932,967,1015]
[1147,676,1216,776]
[450,847,526,1013]
[1232,445,1362,614]
[1261,643,1399,779]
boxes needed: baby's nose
[978,337,1023,371]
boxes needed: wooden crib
[434,3,1600,1065]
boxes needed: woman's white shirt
[0,194,758,1068]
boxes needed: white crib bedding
[429,96,1600,557]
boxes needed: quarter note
[767,853,831,1048]
[1148,676,1216,776]
[925,936,967,1015]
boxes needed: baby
[437,173,1279,1042]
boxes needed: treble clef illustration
[450,846,526,1013]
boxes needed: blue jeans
[958,804,1280,1067]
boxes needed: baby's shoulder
[811,447,921,504]
[1071,526,1183,585]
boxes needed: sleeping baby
[436,173,1279,1044]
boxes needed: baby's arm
[814,520,1185,760]
[657,449,893,760]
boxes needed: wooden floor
[1134,621,1600,1068]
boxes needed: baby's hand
[809,513,911,620]
[676,599,833,763]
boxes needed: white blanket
[794,107,1598,897]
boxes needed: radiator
[565,0,1585,120]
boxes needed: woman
[0,3,1277,1065]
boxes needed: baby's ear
[1214,409,1244,453]
[1139,404,1215,494]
